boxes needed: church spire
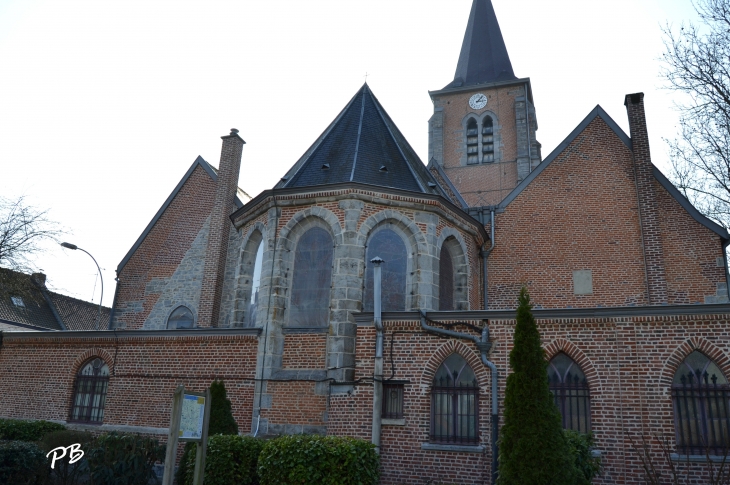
[445,0,517,89]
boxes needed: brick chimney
[625,93,668,305]
[198,129,245,327]
[30,272,47,288]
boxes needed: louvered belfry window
[549,353,591,433]
[466,118,479,165]
[672,351,730,455]
[431,354,479,444]
[70,358,109,424]
[482,116,494,162]
[289,227,334,327]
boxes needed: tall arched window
[364,228,408,311]
[482,116,494,162]
[289,227,333,327]
[439,243,455,311]
[431,354,479,444]
[167,306,194,329]
[672,351,730,454]
[466,118,479,165]
[70,358,109,424]
[548,353,591,433]
[248,240,264,327]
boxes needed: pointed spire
[446,0,517,89]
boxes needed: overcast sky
[0,0,697,307]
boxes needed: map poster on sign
[179,393,206,441]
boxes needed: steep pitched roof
[499,105,730,241]
[116,156,250,273]
[444,0,517,89]
[277,84,441,195]
[49,292,111,331]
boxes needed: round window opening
[167,306,194,329]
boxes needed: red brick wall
[261,381,327,428]
[115,165,216,330]
[282,334,327,369]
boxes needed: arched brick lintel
[659,337,730,387]
[421,339,490,390]
[70,348,115,376]
[543,338,600,393]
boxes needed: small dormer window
[482,116,494,162]
[11,296,24,308]
[466,118,479,165]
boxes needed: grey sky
[0,0,698,306]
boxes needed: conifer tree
[497,287,578,485]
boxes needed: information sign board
[179,393,206,441]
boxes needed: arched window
[431,354,479,444]
[439,243,455,311]
[548,353,591,433]
[289,227,333,327]
[70,358,109,424]
[672,351,730,455]
[466,118,479,165]
[482,116,494,162]
[167,306,194,329]
[248,240,264,327]
[364,228,408,312]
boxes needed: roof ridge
[349,84,368,182]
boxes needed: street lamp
[60,242,104,330]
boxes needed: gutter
[419,311,499,484]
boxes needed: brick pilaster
[198,129,245,327]
[625,93,668,305]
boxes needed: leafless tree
[0,195,64,301]
[663,0,730,228]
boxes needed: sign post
[161,385,211,485]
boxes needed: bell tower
[428,0,541,208]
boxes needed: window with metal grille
[289,227,334,327]
[482,117,494,162]
[431,354,479,444]
[70,358,109,424]
[364,228,408,312]
[548,353,591,433]
[382,383,404,419]
[466,118,479,165]
[439,243,455,311]
[672,351,730,455]
[167,306,194,329]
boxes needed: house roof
[116,156,250,273]
[276,84,441,195]
[499,104,730,241]
[444,0,517,89]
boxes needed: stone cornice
[0,327,262,343]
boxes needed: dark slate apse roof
[444,0,517,89]
[277,84,442,195]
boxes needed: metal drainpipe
[481,209,495,310]
[419,312,499,484]
[371,257,384,454]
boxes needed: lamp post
[60,242,104,330]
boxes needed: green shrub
[0,440,46,485]
[182,434,264,485]
[0,418,66,441]
[39,430,96,485]
[258,435,379,485]
[564,430,601,485]
[85,432,165,485]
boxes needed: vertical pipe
[371,257,384,454]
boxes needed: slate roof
[277,84,441,195]
[444,0,517,89]
[0,269,110,331]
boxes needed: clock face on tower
[469,93,488,110]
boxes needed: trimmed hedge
[183,434,264,485]
[0,440,46,484]
[258,435,379,485]
[85,432,166,485]
[0,418,66,441]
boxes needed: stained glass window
[439,244,455,311]
[431,354,479,444]
[289,227,333,327]
[70,358,109,424]
[549,353,591,433]
[364,228,408,312]
[167,306,194,329]
[672,351,730,454]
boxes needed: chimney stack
[31,272,47,288]
[198,129,245,327]
[625,93,668,305]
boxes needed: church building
[2,1,730,483]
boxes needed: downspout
[481,209,495,310]
[420,312,499,484]
[371,257,384,454]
